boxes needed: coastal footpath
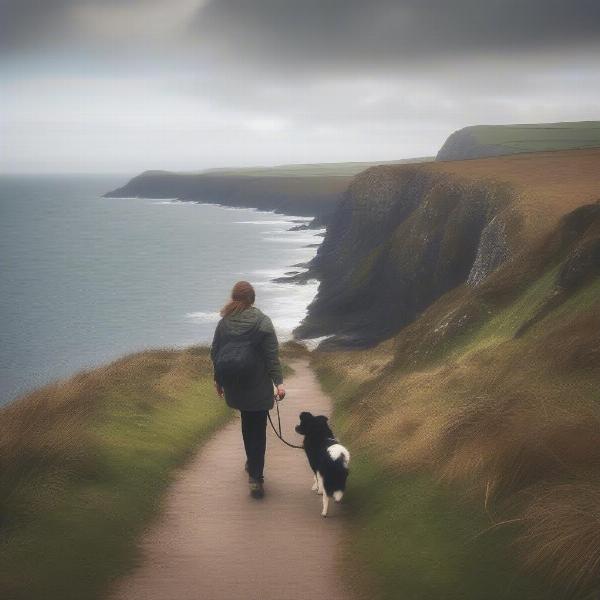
[107,357,349,600]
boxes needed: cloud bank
[1,0,598,172]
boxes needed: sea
[0,174,324,406]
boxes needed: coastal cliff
[298,148,600,347]
[296,165,516,345]
[310,146,600,598]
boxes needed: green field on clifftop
[201,157,432,178]
[437,121,600,160]
[471,121,600,151]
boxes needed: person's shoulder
[253,307,274,329]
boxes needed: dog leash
[268,395,304,450]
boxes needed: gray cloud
[190,0,600,72]
[0,0,201,52]
[1,0,599,173]
[0,0,73,50]
[4,0,600,61]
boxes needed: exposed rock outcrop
[467,213,512,287]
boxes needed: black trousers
[240,410,268,482]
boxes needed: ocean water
[0,175,324,405]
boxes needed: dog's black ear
[299,411,312,420]
[316,415,329,422]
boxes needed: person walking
[210,281,285,499]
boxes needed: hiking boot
[248,478,264,499]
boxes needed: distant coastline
[104,158,431,226]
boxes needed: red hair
[220,281,256,317]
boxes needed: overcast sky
[1,0,599,173]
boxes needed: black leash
[268,396,304,450]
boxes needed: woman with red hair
[210,281,285,498]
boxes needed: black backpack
[214,318,264,386]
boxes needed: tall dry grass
[314,291,600,597]
[520,480,600,596]
[0,348,208,513]
[0,346,229,600]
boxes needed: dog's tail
[333,490,344,503]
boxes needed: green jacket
[210,306,283,411]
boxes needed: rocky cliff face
[466,213,513,286]
[105,171,352,220]
[296,164,518,346]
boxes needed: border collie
[294,411,350,517]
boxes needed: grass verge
[343,454,553,600]
[317,371,559,600]
[0,346,232,600]
[313,269,600,599]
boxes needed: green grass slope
[0,347,232,600]
[437,121,600,161]
[312,200,600,599]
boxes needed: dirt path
[108,358,350,600]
